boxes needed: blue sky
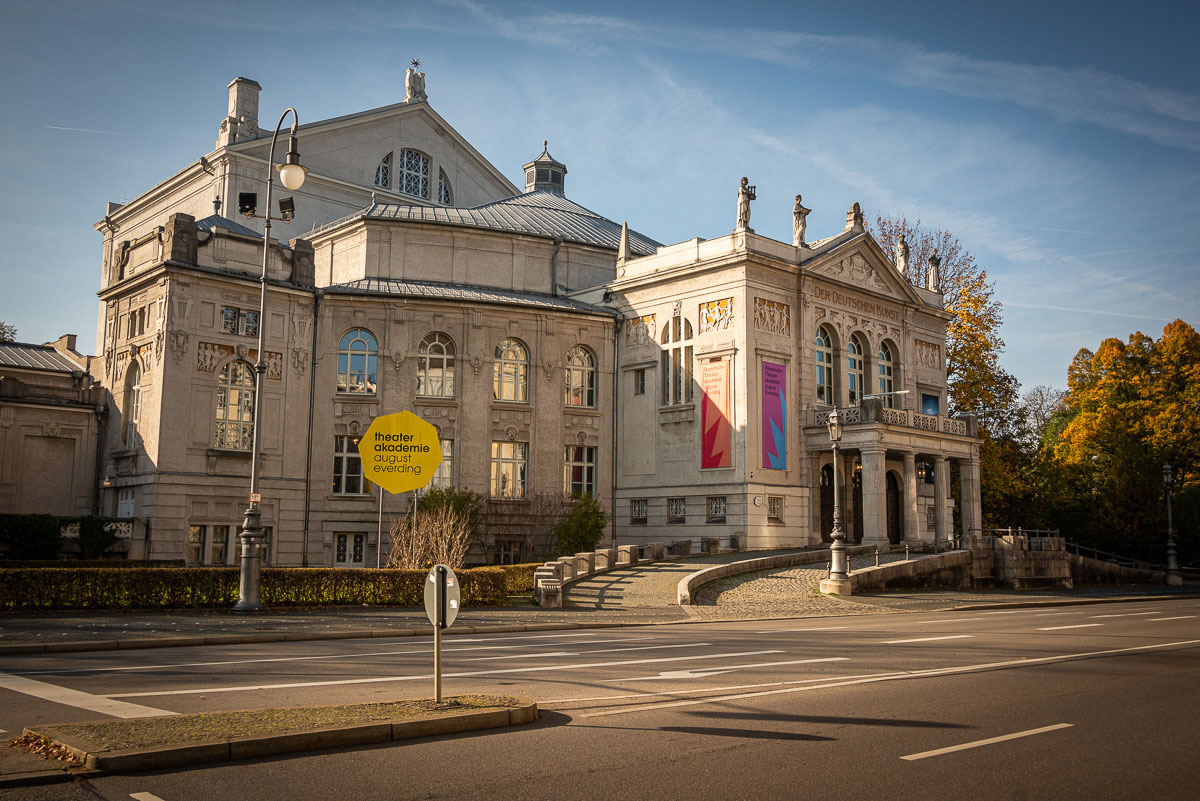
[2,0,1197,391]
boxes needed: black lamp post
[1164,463,1182,587]
[819,409,851,593]
[233,108,307,614]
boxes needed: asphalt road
[2,598,1198,800]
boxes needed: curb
[13,701,537,782]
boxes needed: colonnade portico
[806,403,981,548]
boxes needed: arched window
[337,328,378,394]
[815,325,833,405]
[374,152,391,189]
[877,342,895,407]
[417,332,456,397]
[438,168,452,205]
[493,338,529,402]
[400,149,430,198]
[847,334,865,405]
[661,314,693,405]
[564,345,596,408]
[214,360,255,450]
[124,360,141,449]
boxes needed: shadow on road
[658,726,834,741]
[686,710,972,729]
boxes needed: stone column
[960,453,982,542]
[859,446,887,546]
[903,451,919,542]
[934,455,949,544]
[841,449,856,542]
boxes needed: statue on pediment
[895,233,910,276]
[736,177,756,231]
[405,63,427,103]
[792,194,811,247]
[927,249,942,292]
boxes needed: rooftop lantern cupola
[523,141,567,196]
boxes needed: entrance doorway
[886,472,902,544]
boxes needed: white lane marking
[461,643,708,662]
[1037,624,1103,631]
[131,793,168,801]
[1034,611,1083,617]
[616,657,848,681]
[1149,616,1197,621]
[108,650,785,698]
[0,673,176,718]
[543,671,901,704]
[906,618,985,624]
[18,636,656,676]
[900,723,1073,761]
[1089,611,1161,618]
[757,626,849,633]
[579,640,1200,718]
[881,635,974,644]
[980,610,1025,615]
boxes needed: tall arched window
[417,332,456,397]
[124,360,141,449]
[493,338,529,402]
[564,345,596,408]
[847,334,865,405]
[374,152,392,189]
[214,360,255,450]
[815,326,833,405]
[400,149,430,198]
[338,328,378,394]
[661,314,693,405]
[877,342,895,407]
[438,168,453,205]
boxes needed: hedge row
[0,566,511,611]
[498,563,540,595]
[0,514,61,560]
[1,560,185,569]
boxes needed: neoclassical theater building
[79,73,979,566]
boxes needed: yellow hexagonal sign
[357,411,443,494]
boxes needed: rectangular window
[187,525,206,565]
[668,497,686,523]
[922,393,940,415]
[564,445,597,497]
[630,498,648,524]
[767,495,784,522]
[332,435,372,494]
[634,368,646,395]
[221,307,258,337]
[334,532,367,567]
[429,438,453,490]
[211,525,230,565]
[496,540,521,565]
[706,496,727,523]
[490,441,528,498]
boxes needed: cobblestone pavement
[688,551,913,619]
[563,550,808,616]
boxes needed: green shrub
[0,514,62,560]
[0,565,511,610]
[499,563,541,594]
[553,495,611,556]
[77,516,116,560]
[418,487,484,532]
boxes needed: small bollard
[875,547,880,567]
[905,543,910,560]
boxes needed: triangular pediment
[805,232,924,306]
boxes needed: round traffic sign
[357,411,443,494]
[423,564,461,628]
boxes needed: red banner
[700,359,731,468]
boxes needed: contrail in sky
[44,125,118,135]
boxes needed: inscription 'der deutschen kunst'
[812,285,900,322]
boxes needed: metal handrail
[1065,541,1160,571]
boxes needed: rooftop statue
[895,233,910,275]
[736,177,756,231]
[792,194,811,247]
[927,249,942,292]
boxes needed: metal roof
[0,342,81,373]
[196,214,260,239]
[325,278,616,316]
[309,191,660,256]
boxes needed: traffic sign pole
[434,565,445,702]
[424,564,459,704]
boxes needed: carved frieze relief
[699,298,734,333]
[624,314,655,347]
[753,297,791,336]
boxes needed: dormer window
[374,152,391,189]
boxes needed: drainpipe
[301,289,321,566]
[551,237,562,296]
[91,393,106,516]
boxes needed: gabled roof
[325,277,616,316]
[0,342,81,373]
[308,190,660,256]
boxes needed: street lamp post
[233,108,308,614]
[819,409,852,595]
[1164,463,1182,587]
